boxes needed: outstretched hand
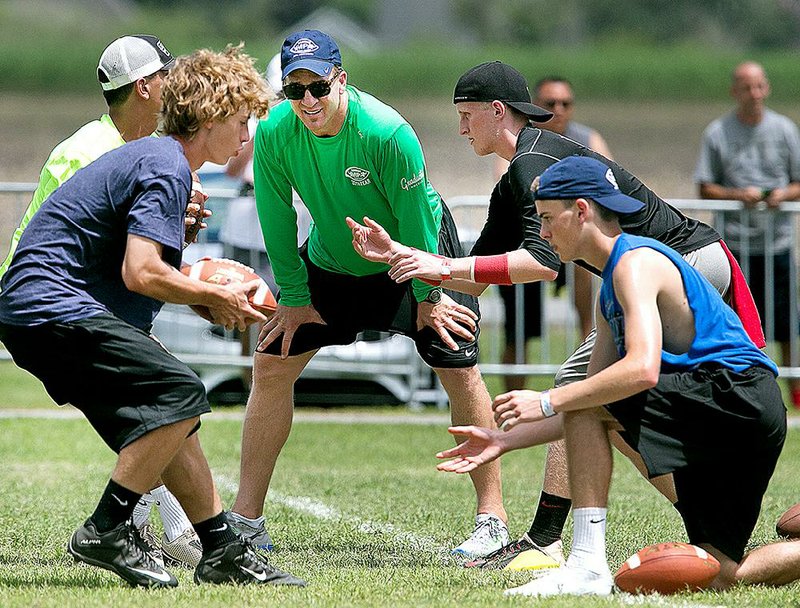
[346,216,410,264]
[435,426,506,474]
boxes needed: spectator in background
[695,61,800,408]
[0,34,203,569]
[494,76,611,390]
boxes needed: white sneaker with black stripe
[451,513,509,558]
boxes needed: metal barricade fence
[1,182,798,408]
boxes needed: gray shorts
[555,241,731,387]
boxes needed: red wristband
[473,254,512,285]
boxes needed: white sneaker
[451,513,509,558]
[504,565,613,597]
[162,528,203,568]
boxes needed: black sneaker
[67,519,178,588]
[194,540,306,586]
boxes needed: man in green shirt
[229,30,509,558]
[0,35,202,569]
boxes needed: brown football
[776,502,800,539]
[615,542,720,595]
[181,257,277,313]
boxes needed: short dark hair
[102,81,134,108]
[561,196,619,222]
[534,76,572,97]
[101,69,168,109]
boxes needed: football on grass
[776,502,800,538]
[181,257,277,314]
[614,542,720,595]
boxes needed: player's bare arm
[122,234,265,330]
[545,250,667,413]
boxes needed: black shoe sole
[67,537,177,588]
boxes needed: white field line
[0,407,451,425]
[213,473,446,555]
[2,407,799,430]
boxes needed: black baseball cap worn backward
[453,61,553,123]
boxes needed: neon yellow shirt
[254,87,442,306]
[0,114,125,280]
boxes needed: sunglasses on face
[282,77,336,100]
[539,99,574,110]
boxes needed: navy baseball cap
[536,156,645,214]
[453,61,553,123]
[281,30,342,79]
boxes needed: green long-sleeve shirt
[253,86,442,306]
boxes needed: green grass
[0,410,799,607]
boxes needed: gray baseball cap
[97,35,174,91]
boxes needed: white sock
[566,507,610,575]
[132,492,154,529]
[151,485,193,542]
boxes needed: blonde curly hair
[160,44,272,138]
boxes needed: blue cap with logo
[536,156,645,214]
[281,30,342,80]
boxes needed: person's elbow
[630,360,660,392]
[121,258,155,296]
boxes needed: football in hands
[181,257,277,313]
[183,181,206,246]
[614,542,720,595]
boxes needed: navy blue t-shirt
[0,136,190,330]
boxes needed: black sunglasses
[282,77,336,101]
[539,99,574,110]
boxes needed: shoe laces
[472,516,506,543]
[128,525,160,570]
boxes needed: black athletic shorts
[608,365,786,562]
[260,203,480,368]
[0,313,210,452]
[499,282,543,343]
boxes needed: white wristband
[469,257,476,282]
[540,390,556,418]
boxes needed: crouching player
[438,156,800,596]
[0,46,304,588]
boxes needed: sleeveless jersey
[599,234,777,375]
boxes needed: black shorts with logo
[608,364,786,562]
[260,203,480,368]
[0,313,210,453]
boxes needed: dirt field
[3,92,800,247]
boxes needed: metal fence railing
[1,183,798,408]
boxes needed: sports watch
[424,288,443,304]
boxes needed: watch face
[425,289,442,304]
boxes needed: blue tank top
[599,234,777,375]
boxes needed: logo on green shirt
[345,166,371,186]
[401,169,424,191]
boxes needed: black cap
[453,61,553,123]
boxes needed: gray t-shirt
[694,108,800,253]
